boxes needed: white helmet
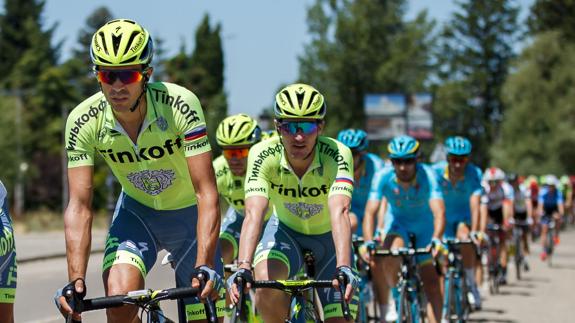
[543,174,559,187]
[483,167,505,182]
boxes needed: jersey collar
[279,143,322,176]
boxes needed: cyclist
[370,135,445,323]
[432,136,482,310]
[538,175,564,261]
[559,175,573,224]
[227,83,359,323]
[507,173,532,270]
[215,114,272,266]
[57,19,224,322]
[0,180,16,323]
[337,128,395,320]
[480,167,514,285]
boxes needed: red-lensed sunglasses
[222,147,250,159]
[447,155,468,163]
[96,69,144,85]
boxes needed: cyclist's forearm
[237,197,267,268]
[329,195,352,267]
[430,198,445,239]
[64,202,93,280]
[470,195,480,232]
[195,188,221,267]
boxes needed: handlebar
[374,247,431,257]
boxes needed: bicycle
[63,285,216,323]
[232,249,352,323]
[440,239,475,323]
[485,224,505,295]
[352,236,381,323]
[509,219,530,279]
[374,236,430,323]
[543,217,556,267]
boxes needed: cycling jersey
[539,186,563,215]
[512,184,529,214]
[370,164,443,263]
[432,161,482,238]
[213,155,248,213]
[65,82,211,210]
[244,136,354,235]
[0,180,16,303]
[350,153,386,236]
[481,181,514,211]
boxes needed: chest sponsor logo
[100,138,182,163]
[127,169,175,195]
[283,202,323,220]
[271,183,328,198]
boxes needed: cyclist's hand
[54,278,86,322]
[192,265,224,301]
[431,238,447,259]
[226,268,254,304]
[358,240,376,263]
[333,266,359,303]
[471,231,484,244]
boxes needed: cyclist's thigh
[456,222,471,240]
[299,231,359,321]
[146,203,225,321]
[219,208,243,261]
[445,212,470,239]
[392,219,433,265]
[418,262,441,292]
[0,198,16,305]
[254,215,302,278]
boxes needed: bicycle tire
[514,231,522,280]
[457,274,470,322]
[396,284,413,323]
[546,225,554,267]
[443,272,454,322]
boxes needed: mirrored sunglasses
[278,121,318,135]
[96,70,144,85]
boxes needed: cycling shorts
[103,193,225,320]
[514,211,528,221]
[383,216,433,265]
[255,215,359,320]
[0,197,16,303]
[488,207,503,225]
[444,212,471,239]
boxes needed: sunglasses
[96,69,144,85]
[222,147,250,159]
[391,158,416,165]
[278,121,319,135]
[447,155,468,163]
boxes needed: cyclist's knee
[254,259,288,280]
[456,223,470,240]
[103,264,144,296]
[219,239,235,264]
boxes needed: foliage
[433,0,521,167]
[299,0,436,137]
[493,31,575,175]
[527,0,575,41]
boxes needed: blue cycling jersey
[370,163,443,224]
[538,186,563,211]
[432,161,482,237]
[432,162,482,218]
[350,153,386,235]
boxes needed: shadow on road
[505,281,536,289]
[498,290,531,297]
[549,263,575,270]
[520,276,550,283]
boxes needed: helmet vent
[112,34,122,56]
[98,32,109,55]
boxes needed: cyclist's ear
[317,120,325,134]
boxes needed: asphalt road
[13,228,575,322]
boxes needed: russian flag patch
[184,126,207,141]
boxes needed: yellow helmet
[90,19,154,67]
[274,83,326,120]
[216,114,262,147]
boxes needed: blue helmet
[387,135,420,159]
[337,129,369,151]
[444,136,472,156]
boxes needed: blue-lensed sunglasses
[278,121,319,135]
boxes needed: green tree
[528,0,575,41]
[433,0,521,166]
[164,14,227,152]
[493,31,575,175]
[299,0,435,136]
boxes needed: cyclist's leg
[152,206,225,323]
[306,231,358,322]
[540,216,550,259]
[253,215,301,323]
[380,221,406,288]
[456,222,481,308]
[413,228,441,323]
[0,198,16,323]
[102,194,158,323]
[219,208,243,266]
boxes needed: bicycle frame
[374,246,430,323]
[441,239,474,323]
[486,224,504,295]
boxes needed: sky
[4,0,534,117]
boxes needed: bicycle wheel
[514,231,522,280]
[397,284,413,323]
[546,226,554,267]
[442,272,454,322]
[457,274,470,322]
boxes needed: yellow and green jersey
[244,136,354,235]
[65,82,211,210]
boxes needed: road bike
[510,219,530,279]
[440,239,474,323]
[485,224,505,295]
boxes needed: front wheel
[442,272,454,322]
[397,284,414,323]
[514,233,523,280]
